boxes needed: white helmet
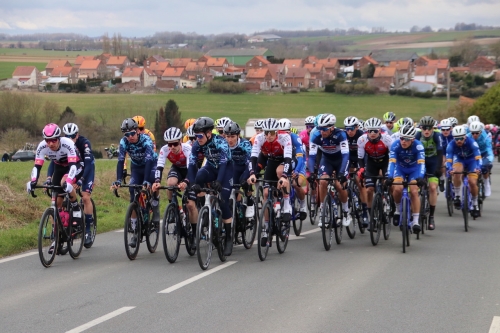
[62,123,79,136]
[278,118,292,131]
[305,116,315,125]
[262,118,280,131]
[254,119,264,129]
[164,127,183,141]
[365,117,382,130]
[467,115,480,125]
[344,116,358,127]
[448,117,458,127]
[452,125,467,137]
[469,121,484,133]
[358,119,365,131]
[440,119,452,129]
[399,124,417,139]
[186,125,194,138]
[317,114,336,127]
[217,117,231,129]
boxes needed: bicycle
[346,170,364,238]
[290,177,305,236]
[452,171,475,232]
[417,174,434,239]
[391,177,418,253]
[319,176,343,251]
[477,173,485,216]
[306,176,319,225]
[367,176,393,246]
[32,185,84,267]
[256,179,290,261]
[229,184,257,249]
[77,188,97,249]
[114,184,160,260]
[445,173,454,217]
[161,186,195,263]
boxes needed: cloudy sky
[0,0,499,37]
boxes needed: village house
[413,66,438,84]
[284,68,311,89]
[161,67,188,86]
[317,58,340,79]
[185,61,208,80]
[245,68,272,90]
[303,63,326,88]
[372,67,397,91]
[170,58,193,68]
[145,55,168,66]
[74,56,96,69]
[388,60,412,86]
[12,66,42,86]
[206,57,229,75]
[105,56,130,71]
[50,66,79,84]
[283,59,305,68]
[268,64,287,87]
[143,68,159,87]
[354,56,378,73]
[468,56,496,76]
[245,56,270,72]
[303,56,320,65]
[45,60,71,76]
[79,59,107,80]
[122,67,144,86]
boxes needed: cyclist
[110,118,158,248]
[123,115,156,180]
[468,121,493,197]
[26,123,82,254]
[448,117,459,128]
[386,125,425,233]
[392,117,414,141]
[439,118,454,192]
[247,118,293,246]
[357,117,393,228]
[358,119,365,132]
[299,116,315,160]
[214,117,231,136]
[381,112,396,134]
[279,118,307,220]
[344,116,369,224]
[62,123,96,245]
[178,117,234,256]
[308,114,351,228]
[466,115,480,130]
[152,127,192,203]
[224,121,255,219]
[415,116,443,230]
[249,119,264,145]
[446,125,482,217]
[186,125,196,146]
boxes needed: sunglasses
[265,130,276,136]
[345,127,355,131]
[45,138,58,144]
[385,121,393,124]
[441,128,451,131]
[65,134,77,139]
[218,129,224,134]
[318,127,331,132]
[421,126,433,131]
[195,133,205,139]
[138,127,144,131]
[471,132,480,135]
[368,129,379,134]
[306,125,314,129]
[167,142,180,147]
[255,129,263,133]
[399,137,413,142]
[124,131,137,138]
[454,137,465,141]
[189,136,196,140]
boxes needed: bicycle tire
[401,200,407,253]
[162,204,181,263]
[184,216,196,256]
[321,195,334,251]
[351,183,365,234]
[463,185,469,232]
[257,201,272,261]
[124,203,141,260]
[383,195,392,240]
[446,178,454,217]
[242,200,257,249]
[68,206,84,259]
[196,206,212,270]
[370,193,382,246]
[333,196,343,245]
[292,196,302,236]
[276,216,289,254]
[308,182,318,225]
[82,198,97,249]
[217,220,227,263]
[38,208,57,267]
[345,188,356,239]
[145,208,159,253]
[418,191,426,239]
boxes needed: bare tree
[449,38,481,65]
[489,39,500,66]
[0,128,31,153]
[102,33,110,53]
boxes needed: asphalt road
[2,167,500,333]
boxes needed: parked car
[11,150,35,162]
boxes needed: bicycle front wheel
[446,178,454,217]
[68,207,84,259]
[346,188,356,239]
[333,197,343,245]
[321,196,334,251]
[124,203,141,260]
[82,198,97,249]
[196,206,212,270]
[463,186,469,232]
[38,208,57,267]
[401,201,407,253]
[162,204,181,263]
[292,197,302,236]
[242,203,257,249]
[257,201,272,261]
[308,183,319,225]
[383,195,393,240]
[184,209,196,256]
[370,193,382,246]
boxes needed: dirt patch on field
[363,33,432,45]
[363,36,500,50]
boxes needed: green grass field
[0,62,46,80]
[0,47,98,58]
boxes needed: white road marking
[0,252,37,264]
[115,230,124,232]
[158,261,237,294]
[66,306,135,333]
[489,316,500,333]
[300,228,322,235]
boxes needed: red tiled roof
[317,58,339,68]
[303,63,324,74]
[283,59,303,68]
[106,56,129,66]
[361,56,378,65]
[267,64,286,80]
[286,67,309,78]
[246,68,270,79]
[471,56,496,66]
[388,60,410,70]
[148,61,169,71]
[415,66,437,76]
[206,57,228,67]
[75,56,96,65]
[185,61,206,71]
[373,67,396,78]
[426,59,449,69]
[122,67,144,77]
[51,66,74,76]
[46,60,71,69]
[162,67,186,77]
[12,66,36,77]
[252,56,270,65]
[171,58,193,67]
[80,60,102,70]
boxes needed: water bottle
[237,202,244,219]
[353,194,360,210]
[332,200,338,217]
[311,193,316,206]
[142,208,149,223]
[179,208,186,226]
[274,201,281,218]
[213,208,219,228]
[59,209,69,228]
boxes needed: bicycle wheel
[418,191,426,239]
[321,196,334,251]
[217,219,227,263]
[146,208,159,253]
[309,183,318,225]
[196,206,212,270]
[38,208,57,267]
[81,198,97,249]
[351,183,365,234]
[184,217,196,256]
[242,200,257,249]
[333,197,343,245]
[446,178,454,217]
[346,188,356,239]
[370,193,382,246]
[257,201,272,261]
[162,204,181,263]
[462,186,469,232]
[383,195,392,240]
[401,201,407,253]
[292,196,302,236]
[124,203,141,260]
[478,180,484,215]
[68,207,84,259]
[276,215,289,254]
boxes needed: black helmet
[121,118,138,132]
[224,121,241,135]
[419,116,435,127]
[193,117,214,133]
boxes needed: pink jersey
[299,129,310,156]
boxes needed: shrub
[208,81,245,94]
[434,91,461,98]
[437,101,471,123]
[92,150,103,159]
[414,91,433,98]
[324,81,335,93]
[462,87,486,98]
[213,76,239,82]
[389,89,397,95]
[335,83,353,94]
[396,89,412,96]
[299,88,309,92]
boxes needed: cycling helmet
[261,118,280,131]
[317,113,336,127]
[452,125,467,137]
[184,118,196,129]
[290,128,298,134]
[121,118,138,132]
[214,118,220,127]
[314,114,324,128]
[254,119,264,129]
[469,121,484,133]
[419,116,435,127]
[62,123,79,136]
[467,115,480,125]
[440,119,452,129]
[224,121,241,135]
[365,117,382,130]
[217,117,231,129]
[344,116,359,127]
[187,125,195,138]
[133,115,146,128]
[434,120,439,128]
[305,116,315,125]
[399,124,417,139]
[42,123,61,139]
[358,119,365,131]
[193,117,215,133]
[448,117,458,127]
[383,112,396,122]
[278,118,292,131]
[163,127,183,141]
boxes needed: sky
[0,0,499,37]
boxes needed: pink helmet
[42,123,61,139]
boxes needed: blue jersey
[290,132,305,173]
[74,135,95,182]
[308,127,349,173]
[229,138,251,166]
[117,134,157,180]
[188,134,231,183]
[440,132,453,151]
[388,140,425,178]
[467,130,493,163]
[445,137,482,170]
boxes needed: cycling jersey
[357,132,393,167]
[288,132,305,175]
[467,130,493,163]
[230,138,252,166]
[155,142,192,181]
[308,128,349,176]
[445,137,482,171]
[72,135,95,193]
[299,129,310,156]
[250,132,293,176]
[346,129,364,164]
[381,124,394,135]
[117,133,157,182]
[415,132,443,158]
[388,140,426,179]
[440,132,453,151]
[187,134,231,184]
[32,137,79,184]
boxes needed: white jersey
[32,137,78,182]
[157,142,191,169]
[251,132,293,159]
[357,133,393,160]
[391,132,401,141]
[381,124,394,135]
